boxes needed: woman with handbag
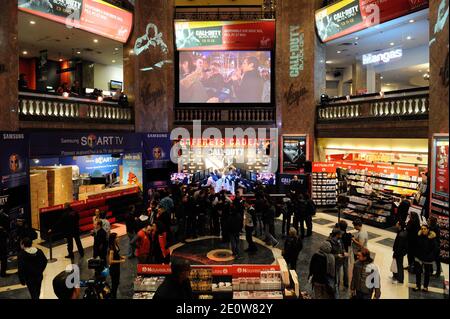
[308,241,335,299]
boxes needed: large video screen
[178,51,271,104]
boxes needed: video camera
[80,258,111,299]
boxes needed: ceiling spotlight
[386,83,391,86]
[93,39,98,43]
[63,92,69,98]
[112,60,116,63]
[129,49,134,55]
[406,36,412,40]
[59,58,63,62]
[380,76,384,79]
[326,60,332,64]
[97,96,103,102]
[76,51,81,54]
[423,73,430,80]
[22,51,28,55]
[390,42,395,46]
[409,19,415,23]
[115,47,119,51]
[30,20,36,25]
[355,37,359,40]
[337,50,342,54]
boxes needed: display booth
[0,133,30,255]
[28,132,144,239]
[430,134,449,263]
[173,137,277,194]
[325,160,424,228]
[134,259,300,300]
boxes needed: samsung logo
[3,133,24,140]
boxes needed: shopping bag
[390,258,398,273]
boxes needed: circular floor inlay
[206,249,235,262]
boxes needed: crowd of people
[1,177,443,300]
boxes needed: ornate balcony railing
[175,107,275,124]
[317,87,429,123]
[19,92,134,125]
[175,10,275,20]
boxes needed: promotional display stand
[134,260,300,300]
[430,134,449,263]
[311,163,337,207]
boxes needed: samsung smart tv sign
[362,48,403,66]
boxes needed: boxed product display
[29,170,49,230]
[132,292,155,299]
[133,276,165,292]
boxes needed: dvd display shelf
[312,172,338,207]
[430,194,449,263]
[342,192,396,228]
[133,261,300,300]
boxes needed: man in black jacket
[17,237,48,299]
[392,221,408,284]
[50,203,84,259]
[93,221,108,264]
[228,210,243,257]
[153,260,193,300]
[232,56,264,102]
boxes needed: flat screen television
[177,50,273,105]
[257,173,276,185]
[110,80,123,91]
[170,173,191,184]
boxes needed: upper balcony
[316,87,429,138]
[18,91,134,131]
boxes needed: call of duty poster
[281,135,307,174]
[19,0,83,19]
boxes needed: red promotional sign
[434,140,449,196]
[374,164,396,174]
[231,264,280,277]
[211,266,234,276]
[315,0,428,42]
[19,0,133,43]
[312,162,336,173]
[395,165,419,176]
[137,264,171,275]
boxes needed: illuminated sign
[18,0,133,43]
[362,48,403,65]
[315,0,429,43]
[175,21,275,50]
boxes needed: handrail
[20,91,119,106]
[326,87,429,104]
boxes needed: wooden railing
[175,107,275,124]
[19,92,134,124]
[317,87,429,122]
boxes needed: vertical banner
[280,135,308,174]
[432,135,449,197]
[0,133,29,188]
[122,153,143,190]
[143,133,172,169]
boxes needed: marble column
[125,0,175,133]
[429,0,449,136]
[0,0,19,131]
[276,0,325,161]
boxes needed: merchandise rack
[312,163,338,207]
[134,261,300,300]
[430,194,449,263]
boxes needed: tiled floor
[0,210,448,299]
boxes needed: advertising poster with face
[281,135,307,174]
[433,136,449,197]
[143,133,171,169]
[0,133,29,189]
